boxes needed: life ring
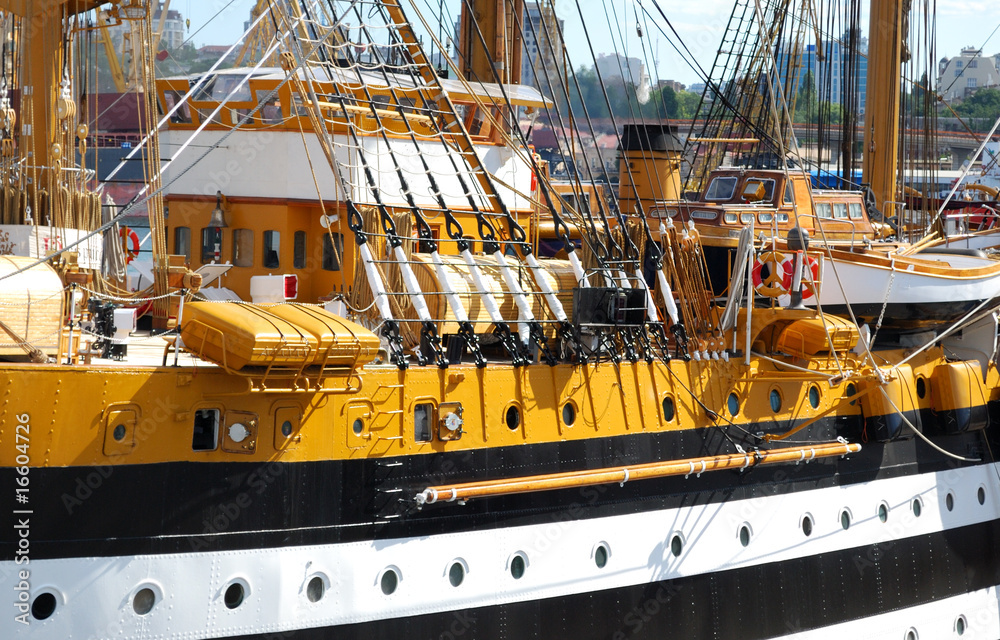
[120,226,140,264]
[751,250,790,297]
[780,253,821,300]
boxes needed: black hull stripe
[211,519,1000,640]
[0,426,988,560]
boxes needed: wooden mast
[862,1,907,221]
[458,0,524,85]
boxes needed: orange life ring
[780,253,820,300]
[120,226,140,264]
[751,250,790,298]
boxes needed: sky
[180,0,1000,89]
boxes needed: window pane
[294,231,307,269]
[201,227,223,264]
[175,227,191,260]
[849,202,864,219]
[784,182,794,204]
[322,233,344,271]
[833,203,848,219]
[705,177,737,200]
[233,229,254,267]
[263,230,280,269]
[816,203,832,219]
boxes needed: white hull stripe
[5,463,1000,640]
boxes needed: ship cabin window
[414,403,434,442]
[233,229,254,267]
[174,227,191,261]
[776,213,790,223]
[192,409,220,451]
[705,176,738,201]
[294,231,307,269]
[322,233,344,271]
[263,231,280,269]
[833,203,848,219]
[163,90,192,124]
[201,227,224,264]
[815,203,833,219]
[849,203,864,219]
[784,182,795,204]
[563,192,591,214]
[255,89,283,124]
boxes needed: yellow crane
[97,0,173,93]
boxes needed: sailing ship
[2,1,1000,639]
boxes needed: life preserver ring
[779,253,821,300]
[120,227,140,264]
[751,250,790,297]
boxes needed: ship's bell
[209,191,228,228]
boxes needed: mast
[458,0,524,85]
[862,0,907,220]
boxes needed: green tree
[955,88,1000,130]
[676,91,701,118]
[793,70,817,123]
[658,86,678,118]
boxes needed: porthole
[113,423,127,441]
[769,389,781,413]
[955,614,968,635]
[132,587,156,615]
[946,492,955,512]
[223,582,245,610]
[727,392,739,417]
[840,509,851,530]
[662,396,675,422]
[306,576,325,603]
[448,561,465,587]
[978,486,986,505]
[594,543,610,569]
[912,498,922,518]
[352,418,363,436]
[380,568,399,595]
[808,385,820,409]
[509,553,527,580]
[281,420,293,437]
[916,376,927,399]
[738,523,752,547]
[562,402,576,426]
[846,383,858,405]
[670,533,684,557]
[801,513,814,537]
[878,502,889,523]
[31,592,57,620]
[505,405,521,430]
[905,627,918,640]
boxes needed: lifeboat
[180,302,380,370]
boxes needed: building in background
[520,2,564,94]
[937,47,1000,102]
[779,33,868,112]
[657,79,686,93]
[595,52,649,103]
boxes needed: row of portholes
[31,486,992,620]
[729,385,826,417]
[29,574,329,622]
[793,486,988,539]
[379,552,530,596]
